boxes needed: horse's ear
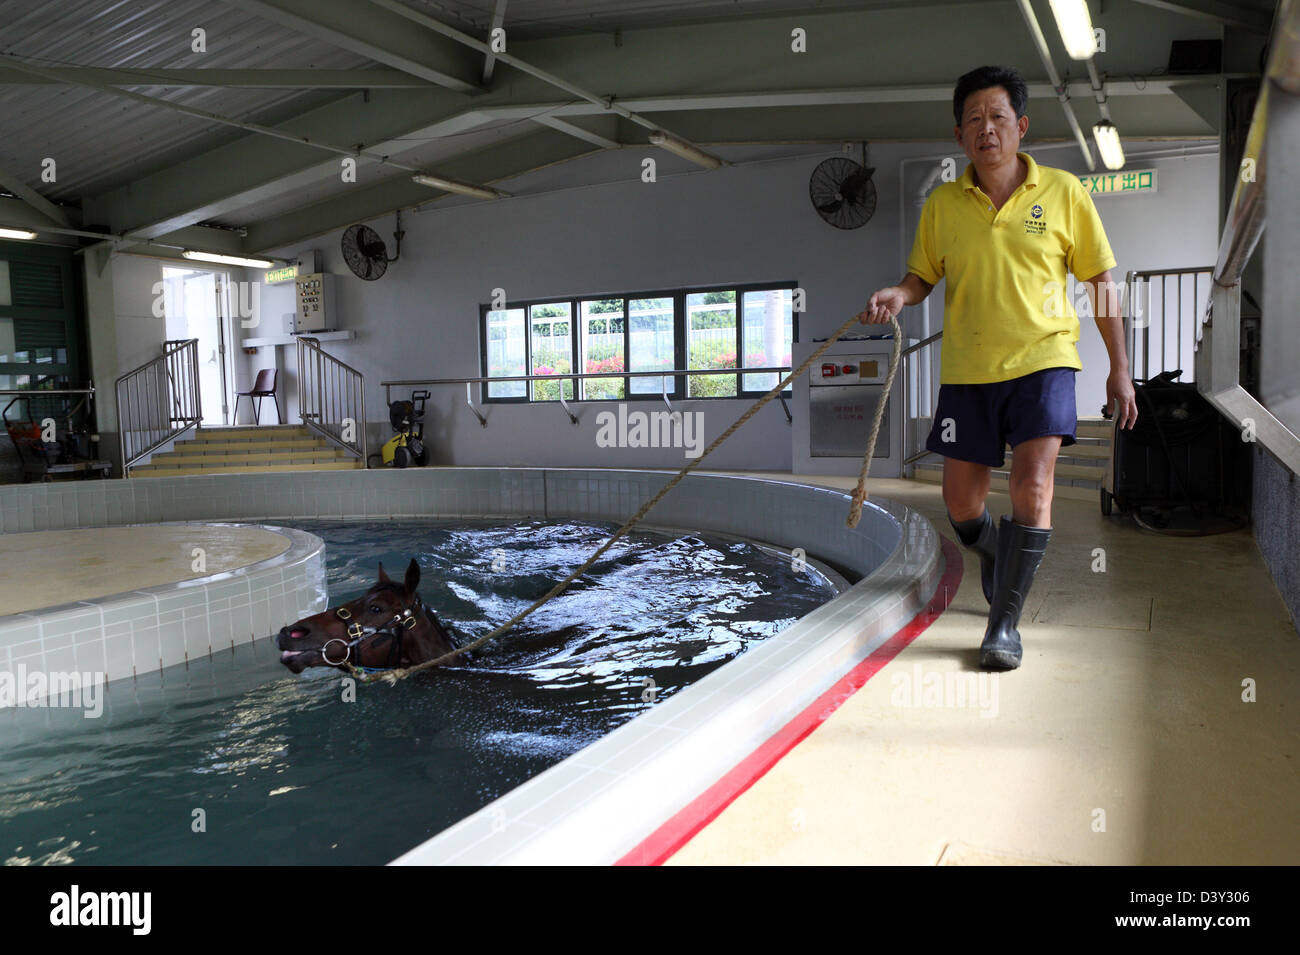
[377,562,391,583]
[405,558,420,596]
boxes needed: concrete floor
[668,474,1300,865]
[0,524,291,614]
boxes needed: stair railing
[1123,267,1214,382]
[296,336,366,463]
[115,338,201,477]
[901,329,942,475]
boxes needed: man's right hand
[857,286,907,324]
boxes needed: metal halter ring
[320,638,351,666]
[347,621,364,639]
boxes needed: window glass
[0,261,10,306]
[740,288,793,392]
[628,296,674,395]
[529,302,573,401]
[580,299,625,400]
[686,290,736,397]
[485,307,527,398]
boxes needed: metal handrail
[902,329,942,358]
[115,338,201,476]
[1195,0,1300,475]
[296,336,367,462]
[382,365,798,388]
[384,364,799,428]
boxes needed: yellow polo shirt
[906,151,1116,384]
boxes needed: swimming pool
[0,467,942,863]
[0,518,837,865]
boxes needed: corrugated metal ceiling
[0,0,374,201]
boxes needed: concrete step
[132,460,363,477]
[911,465,1098,503]
[997,458,1105,480]
[912,457,1104,481]
[147,448,351,467]
[916,416,1113,446]
[173,437,325,453]
[1076,417,1113,440]
[1054,442,1110,458]
[188,426,311,445]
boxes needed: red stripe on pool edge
[614,535,963,867]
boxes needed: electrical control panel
[292,272,335,333]
[810,354,887,386]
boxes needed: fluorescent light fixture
[411,174,508,200]
[1092,120,1125,169]
[182,250,276,268]
[648,131,724,169]
[0,228,38,240]
[1049,0,1098,60]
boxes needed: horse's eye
[369,605,383,614]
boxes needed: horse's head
[276,559,459,673]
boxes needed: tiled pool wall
[0,468,902,581]
[0,524,327,698]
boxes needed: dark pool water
[0,519,835,865]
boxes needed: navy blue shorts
[925,367,1077,467]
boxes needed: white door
[162,266,231,426]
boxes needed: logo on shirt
[1024,203,1047,235]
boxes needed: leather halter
[321,598,421,672]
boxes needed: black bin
[1104,370,1251,516]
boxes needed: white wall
[270,143,942,470]
[259,141,1218,470]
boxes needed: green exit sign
[265,266,297,283]
[1079,169,1157,196]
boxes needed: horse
[276,558,462,674]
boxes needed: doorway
[161,265,233,427]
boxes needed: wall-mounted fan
[810,144,877,230]
[341,212,404,280]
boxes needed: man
[859,64,1138,670]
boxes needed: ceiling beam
[124,110,507,240]
[483,0,510,84]
[241,128,597,252]
[464,75,1247,120]
[0,66,438,88]
[82,87,480,238]
[223,0,487,93]
[1129,0,1274,33]
[365,0,717,155]
[530,115,620,149]
[0,164,71,226]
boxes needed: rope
[348,312,903,685]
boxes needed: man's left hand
[1107,369,1138,429]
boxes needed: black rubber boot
[979,516,1052,670]
[949,508,999,604]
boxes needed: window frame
[479,280,798,405]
